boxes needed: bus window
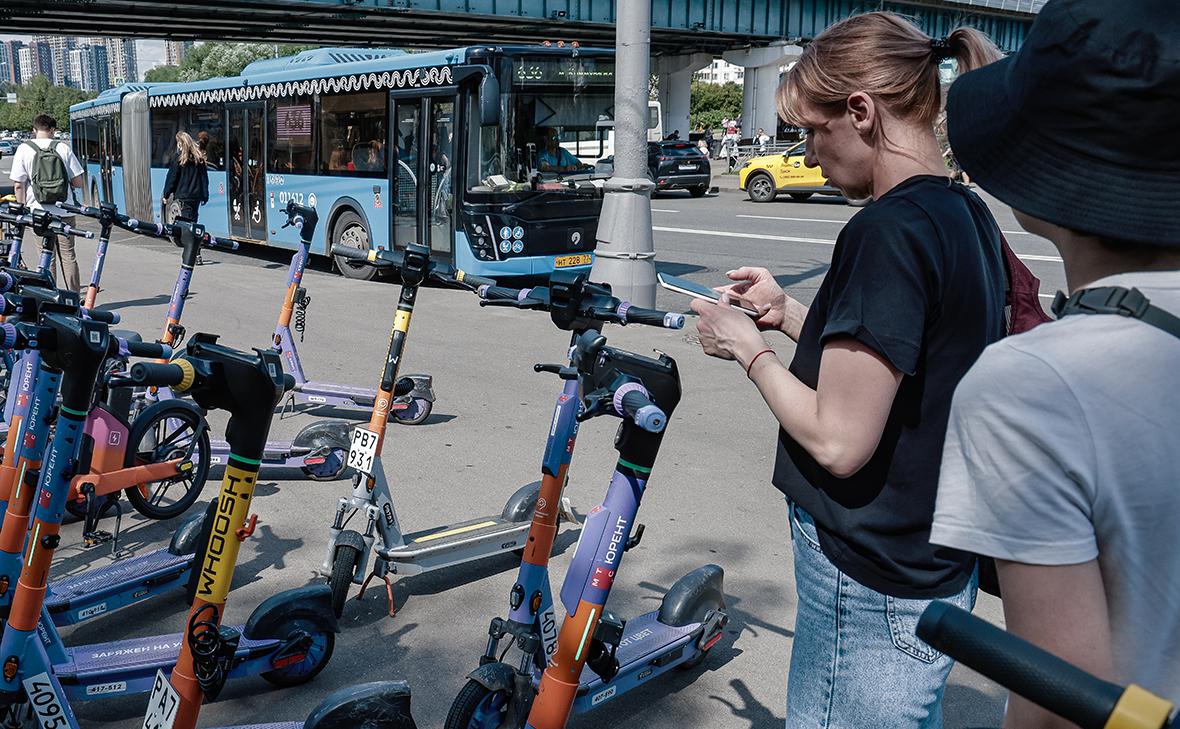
[268,96,315,174]
[320,91,386,177]
[84,117,99,162]
[151,107,181,167]
[188,106,225,169]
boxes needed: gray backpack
[22,141,69,204]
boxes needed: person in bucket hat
[931,0,1180,723]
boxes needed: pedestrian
[9,114,85,292]
[931,0,1180,723]
[755,127,771,154]
[691,12,1003,728]
[162,131,209,223]
[704,124,716,158]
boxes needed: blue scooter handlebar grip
[480,285,527,302]
[123,340,172,359]
[81,307,119,324]
[128,361,185,388]
[622,305,684,330]
[0,323,18,349]
[203,235,238,251]
[615,385,667,433]
[916,602,1130,729]
[0,271,13,294]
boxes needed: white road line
[653,225,1064,263]
[651,208,680,213]
[737,213,1031,237]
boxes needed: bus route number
[23,673,69,729]
[141,670,178,729]
[348,427,380,475]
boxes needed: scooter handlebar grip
[204,235,238,251]
[0,323,17,349]
[916,602,1125,729]
[622,305,684,330]
[457,272,496,289]
[81,307,119,324]
[123,340,172,359]
[128,361,185,388]
[0,271,13,294]
[615,384,667,433]
[59,201,90,216]
[330,244,373,262]
[480,285,527,302]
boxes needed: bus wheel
[332,210,378,281]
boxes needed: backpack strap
[1052,286,1180,340]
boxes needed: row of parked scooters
[0,199,729,729]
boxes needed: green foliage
[145,64,182,83]
[178,43,322,82]
[0,76,95,133]
[689,81,743,130]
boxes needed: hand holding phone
[658,272,760,316]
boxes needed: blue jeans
[786,503,977,729]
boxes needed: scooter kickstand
[357,570,396,618]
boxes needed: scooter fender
[657,564,726,627]
[500,481,541,523]
[396,374,434,404]
[243,584,339,640]
[168,508,206,556]
[304,680,416,729]
[466,661,516,694]
[292,419,351,452]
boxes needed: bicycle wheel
[124,401,211,520]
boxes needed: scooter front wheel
[445,680,510,729]
[124,401,212,519]
[393,397,432,426]
[328,543,362,618]
[260,618,336,687]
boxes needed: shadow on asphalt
[774,263,830,289]
[98,293,172,311]
[711,678,784,729]
[656,260,708,277]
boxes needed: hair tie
[930,37,954,61]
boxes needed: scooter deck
[298,379,377,406]
[45,548,191,626]
[574,610,702,710]
[209,438,312,468]
[377,516,530,576]
[55,625,276,683]
[212,724,303,729]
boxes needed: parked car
[0,140,17,156]
[597,140,712,197]
[739,141,844,203]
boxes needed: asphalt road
[30,182,1062,729]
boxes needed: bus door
[227,104,267,239]
[97,117,115,202]
[389,93,455,256]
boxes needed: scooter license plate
[347,426,380,475]
[141,669,179,729]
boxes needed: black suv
[599,141,712,197]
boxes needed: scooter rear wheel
[329,544,361,618]
[445,680,509,729]
[260,618,336,687]
[124,402,211,520]
[393,397,432,426]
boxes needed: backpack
[22,140,70,204]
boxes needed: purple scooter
[272,201,434,426]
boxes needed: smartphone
[657,272,760,316]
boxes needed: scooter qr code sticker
[348,427,380,475]
[141,670,178,729]
[22,673,70,729]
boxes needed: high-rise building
[17,48,34,85]
[68,49,91,91]
[164,40,194,67]
[34,35,77,87]
[105,38,138,85]
[0,41,23,86]
[26,40,54,84]
[88,43,110,91]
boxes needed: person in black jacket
[162,131,209,222]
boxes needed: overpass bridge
[3,0,1039,140]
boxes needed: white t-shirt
[932,269,1180,700]
[9,138,84,217]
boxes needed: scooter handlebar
[619,304,684,330]
[0,322,18,349]
[456,271,496,289]
[203,234,238,251]
[120,340,173,360]
[614,383,667,433]
[479,284,530,302]
[128,361,186,388]
[330,244,376,263]
[916,602,1155,729]
[81,307,119,324]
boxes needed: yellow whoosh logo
[196,464,256,603]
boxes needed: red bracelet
[746,348,776,377]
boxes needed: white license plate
[347,427,380,475]
[140,670,178,729]
[23,672,70,729]
[678,164,697,171]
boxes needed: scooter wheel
[445,680,509,729]
[328,544,361,618]
[301,442,347,482]
[393,398,432,426]
[260,618,335,687]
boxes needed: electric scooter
[917,602,1176,729]
[445,273,728,729]
[128,336,337,729]
[273,201,434,426]
[323,243,543,618]
[0,322,335,724]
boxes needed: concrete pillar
[723,42,803,137]
[652,52,711,140]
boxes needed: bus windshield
[467,55,614,196]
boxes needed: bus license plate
[555,254,591,268]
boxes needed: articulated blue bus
[70,45,613,279]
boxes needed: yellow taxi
[738,141,844,203]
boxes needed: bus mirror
[479,74,500,126]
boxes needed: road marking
[651,208,680,213]
[737,213,1032,237]
[653,225,1064,263]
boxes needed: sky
[0,35,165,81]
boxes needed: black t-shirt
[773,175,1006,599]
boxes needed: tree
[179,43,322,82]
[689,81,743,130]
[145,65,182,83]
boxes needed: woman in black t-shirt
[693,13,1005,729]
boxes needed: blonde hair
[779,13,1001,133]
[176,131,206,167]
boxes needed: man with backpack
[930,1,1180,725]
[10,114,85,292]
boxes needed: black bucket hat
[947,0,1180,246]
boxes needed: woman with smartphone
[692,12,1004,728]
